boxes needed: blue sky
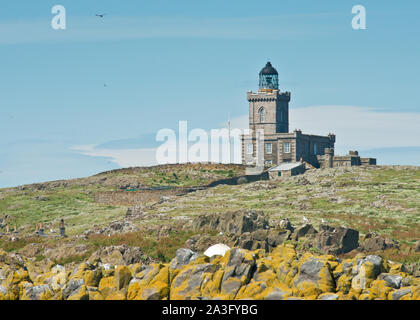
[0,0,419,187]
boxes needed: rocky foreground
[1,243,419,300]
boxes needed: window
[314,143,317,155]
[265,143,272,154]
[284,142,291,153]
[259,107,265,123]
[246,143,253,154]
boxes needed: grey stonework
[317,149,377,168]
[241,62,376,168]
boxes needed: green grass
[148,166,420,243]
[1,164,419,265]
[85,230,198,262]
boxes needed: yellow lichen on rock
[127,264,169,300]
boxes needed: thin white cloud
[71,106,420,167]
[230,106,420,150]
[70,145,158,167]
[0,14,334,45]
[290,106,420,151]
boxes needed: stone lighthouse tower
[248,61,290,135]
[242,61,335,168]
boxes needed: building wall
[361,158,377,166]
[295,133,335,168]
[247,90,290,135]
[268,163,306,179]
[242,88,336,168]
[317,150,377,168]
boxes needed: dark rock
[233,229,291,252]
[414,240,420,252]
[292,224,318,241]
[89,245,149,265]
[267,230,292,247]
[360,233,399,252]
[125,206,146,219]
[279,218,294,233]
[192,210,269,235]
[314,226,359,255]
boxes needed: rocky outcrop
[170,248,199,270]
[233,229,291,252]
[314,225,359,255]
[1,245,418,300]
[192,210,269,235]
[292,224,318,241]
[88,245,150,266]
[84,220,139,236]
[359,233,399,252]
[415,241,420,253]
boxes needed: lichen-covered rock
[170,259,218,300]
[97,266,131,301]
[127,264,169,300]
[0,245,418,300]
[21,284,54,300]
[292,254,336,297]
[378,273,402,289]
[62,279,85,300]
[218,248,258,299]
[170,248,199,270]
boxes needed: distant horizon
[2,147,419,189]
[1,1,419,188]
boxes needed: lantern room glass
[259,73,278,90]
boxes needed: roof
[268,162,304,172]
[259,61,278,75]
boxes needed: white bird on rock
[303,216,309,224]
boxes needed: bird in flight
[96,13,106,18]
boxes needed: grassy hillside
[0,164,245,235]
[0,164,419,264]
[144,165,420,243]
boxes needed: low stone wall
[206,172,268,187]
[94,173,268,206]
[94,188,190,206]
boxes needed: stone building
[267,162,306,179]
[241,62,336,168]
[317,149,376,168]
[241,61,376,168]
